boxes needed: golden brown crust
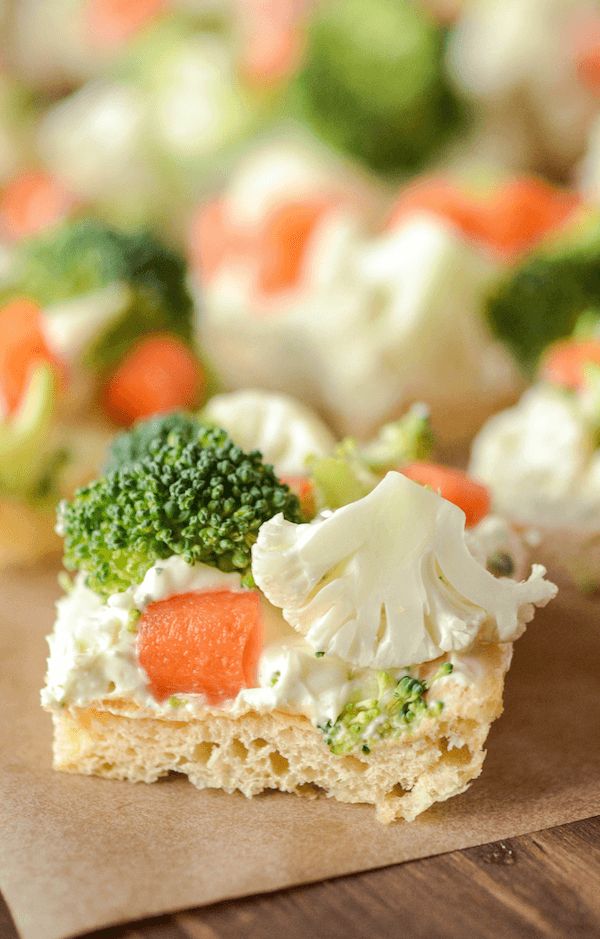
[51,643,512,823]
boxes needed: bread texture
[0,498,60,570]
[51,642,512,823]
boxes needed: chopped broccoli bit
[487,219,600,370]
[487,552,515,578]
[60,417,302,598]
[294,0,464,173]
[4,219,193,370]
[307,439,376,510]
[270,670,281,687]
[360,405,434,471]
[307,407,435,510]
[315,650,325,658]
[320,663,452,755]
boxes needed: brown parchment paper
[0,565,599,939]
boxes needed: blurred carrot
[540,339,600,390]
[280,474,316,518]
[103,333,205,426]
[401,461,491,527]
[0,171,76,241]
[86,0,165,49]
[256,197,335,296]
[0,298,64,413]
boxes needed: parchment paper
[0,565,598,939]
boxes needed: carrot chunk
[103,333,205,426]
[387,175,579,258]
[137,590,264,704]
[0,298,62,413]
[486,178,580,257]
[401,462,491,527]
[256,197,335,296]
[189,199,237,280]
[387,176,489,244]
[280,474,316,518]
[540,339,600,390]
[86,0,165,49]
[0,171,76,241]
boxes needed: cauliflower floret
[202,389,336,476]
[252,472,556,669]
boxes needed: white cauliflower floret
[203,389,336,475]
[252,473,557,669]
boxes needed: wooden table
[1,815,599,938]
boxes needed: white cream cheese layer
[470,383,600,529]
[43,508,536,726]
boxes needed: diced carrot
[0,298,63,413]
[486,178,580,257]
[86,0,165,49]
[0,171,76,241]
[280,474,316,518]
[188,199,238,280]
[103,333,205,426]
[256,197,336,296]
[573,14,600,94]
[540,339,600,390]
[387,175,579,258]
[386,176,490,244]
[137,590,263,704]
[401,462,491,528]
[237,0,306,86]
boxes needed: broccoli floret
[5,219,193,370]
[104,411,201,473]
[360,404,434,471]
[294,0,464,174]
[60,417,302,598]
[307,406,435,510]
[320,663,453,756]
[487,219,600,370]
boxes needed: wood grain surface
[2,815,599,939]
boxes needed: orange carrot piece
[401,462,491,527]
[256,197,335,296]
[0,171,76,241]
[137,590,263,704]
[86,0,165,49]
[188,199,239,280]
[280,474,316,518]
[540,339,600,390]
[487,178,580,257]
[0,298,62,413]
[103,334,205,427]
[386,176,489,244]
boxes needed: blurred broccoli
[60,417,302,598]
[4,219,193,370]
[294,0,464,174]
[487,219,600,371]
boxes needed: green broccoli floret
[487,219,600,371]
[360,404,434,471]
[60,417,303,598]
[104,411,202,473]
[308,406,435,510]
[320,663,452,756]
[293,0,464,174]
[4,219,193,370]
